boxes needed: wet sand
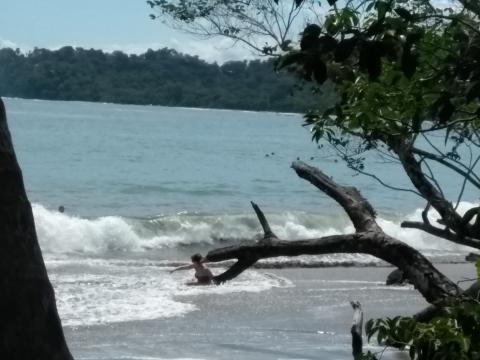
[65,263,476,360]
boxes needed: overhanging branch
[401,220,480,249]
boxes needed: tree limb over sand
[206,161,464,306]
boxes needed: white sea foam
[50,259,291,327]
[33,202,477,258]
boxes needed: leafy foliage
[364,301,480,360]
[276,0,480,147]
[274,0,480,245]
[0,47,333,112]
[148,0,314,55]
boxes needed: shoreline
[64,263,477,360]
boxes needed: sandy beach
[63,263,476,360]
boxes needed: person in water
[170,253,214,285]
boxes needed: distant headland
[0,46,334,113]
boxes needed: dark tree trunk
[0,98,73,359]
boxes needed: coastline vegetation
[0,46,334,112]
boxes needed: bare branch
[412,147,480,190]
[401,221,480,249]
[206,162,464,306]
[207,231,463,305]
[392,140,466,235]
[291,161,380,232]
[250,201,277,239]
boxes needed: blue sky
[0,0,252,63]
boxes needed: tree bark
[414,280,480,322]
[0,98,73,359]
[206,161,464,306]
[350,301,363,359]
[391,139,480,248]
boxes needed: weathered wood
[292,161,380,233]
[0,98,73,359]
[415,281,480,322]
[208,231,462,305]
[386,268,408,286]
[350,301,363,359]
[250,201,277,239]
[208,161,464,306]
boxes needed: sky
[0,0,254,63]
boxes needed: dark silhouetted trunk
[0,98,73,359]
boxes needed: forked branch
[207,161,464,306]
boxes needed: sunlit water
[4,97,478,359]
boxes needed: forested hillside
[0,47,333,112]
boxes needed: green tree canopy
[0,46,333,113]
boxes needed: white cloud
[168,37,258,64]
[0,38,22,50]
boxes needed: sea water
[4,98,478,359]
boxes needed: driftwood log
[0,98,73,359]
[207,161,464,306]
[350,301,363,359]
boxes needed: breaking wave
[33,202,476,263]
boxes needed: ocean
[4,97,478,359]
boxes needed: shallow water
[3,98,479,359]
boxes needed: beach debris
[386,268,409,285]
[350,301,363,359]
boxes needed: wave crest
[33,202,477,257]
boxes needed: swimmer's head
[191,253,202,263]
[58,206,65,213]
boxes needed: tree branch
[401,221,480,249]
[250,201,276,239]
[415,280,480,322]
[412,147,480,190]
[291,161,380,233]
[392,140,468,236]
[207,231,462,305]
[206,162,464,306]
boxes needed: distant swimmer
[170,253,214,285]
[58,205,65,213]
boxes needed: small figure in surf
[170,253,214,285]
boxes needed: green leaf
[294,0,304,7]
[359,41,384,80]
[438,99,455,123]
[312,60,327,84]
[401,48,418,79]
[375,1,391,20]
[300,24,321,51]
[466,82,480,103]
[334,37,357,62]
[394,7,413,21]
